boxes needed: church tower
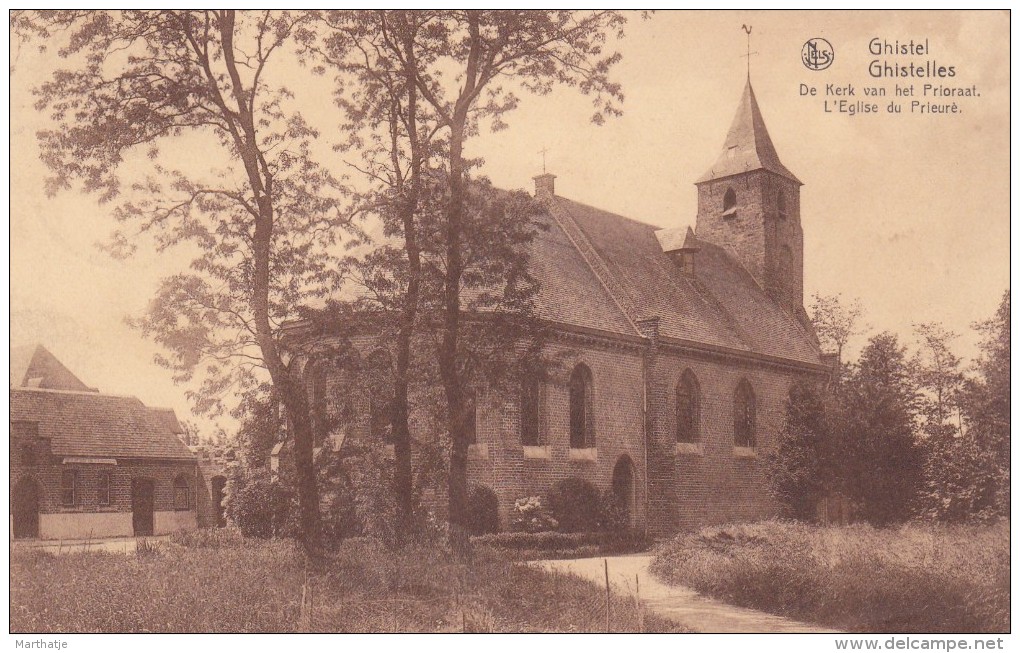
[695,80,804,313]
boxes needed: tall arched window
[569,364,595,449]
[734,379,756,447]
[308,361,329,444]
[777,191,787,218]
[520,376,541,446]
[366,349,393,443]
[676,370,700,443]
[722,188,737,218]
[173,475,191,511]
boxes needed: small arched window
[173,475,191,511]
[676,370,700,443]
[520,376,541,446]
[777,191,787,218]
[722,188,737,218]
[734,379,756,448]
[366,349,393,443]
[569,364,595,449]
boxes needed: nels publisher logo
[802,38,834,71]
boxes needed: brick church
[289,80,830,536]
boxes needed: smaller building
[10,345,199,539]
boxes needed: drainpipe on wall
[635,316,660,541]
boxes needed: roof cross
[539,147,550,173]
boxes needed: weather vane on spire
[539,147,549,174]
[741,24,757,79]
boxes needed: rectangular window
[173,478,191,511]
[97,471,111,505]
[61,469,77,506]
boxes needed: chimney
[533,173,556,202]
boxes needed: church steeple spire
[694,77,806,315]
[696,79,801,185]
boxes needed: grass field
[11,529,689,633]
[650,520,1009,633]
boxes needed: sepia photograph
[7,9,1011,645]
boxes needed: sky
[8,10,1010,435]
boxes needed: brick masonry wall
[10,436,199,537]
[696,170,804,310]
[463,339,648,531]
[645,347,818,535]
[298,330,820,537]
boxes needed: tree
[314,10,632,553]
[957,290,1010,518]
[810,292,866,369]
[842,332,923,524]
[17,10,355,554]
[765,381,842,521]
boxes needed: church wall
[465,339,647,531]
[646,349,810,535]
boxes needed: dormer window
[722,188,737,218]
[726,145,737,160]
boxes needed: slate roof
[530,196,824,367]
[10,388,195,460]
[10,344,97,392]
[696,79,801,185]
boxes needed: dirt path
[12,535,172,555]
[533,555,839,633]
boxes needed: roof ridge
[10,386,144,402]
[547,199,641,334]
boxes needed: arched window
[779,245,794,284]
[734,379,756,447]
[366,349,393,443]
[520,376,541,446]
[173,475,191,511]
[777,191,787,218]
[308,360,330,444]
[676,370,700,443]
[464,388,477,444]
[722,188,737,218]
[569,364,595,449]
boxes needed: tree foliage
[810,292,866,368]
[17,10,362,553]
[307,10,633,553]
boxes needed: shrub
[596,488,629,533]
[547,477,600,532]
[466,485,500,535]
[225,469,294,539]
[650,520,1009,633]
[509,496,558,533]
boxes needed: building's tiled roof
[10,388,195,460]
[531,196,823,366]
[696,80,801,185]
[10,344,97,392]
